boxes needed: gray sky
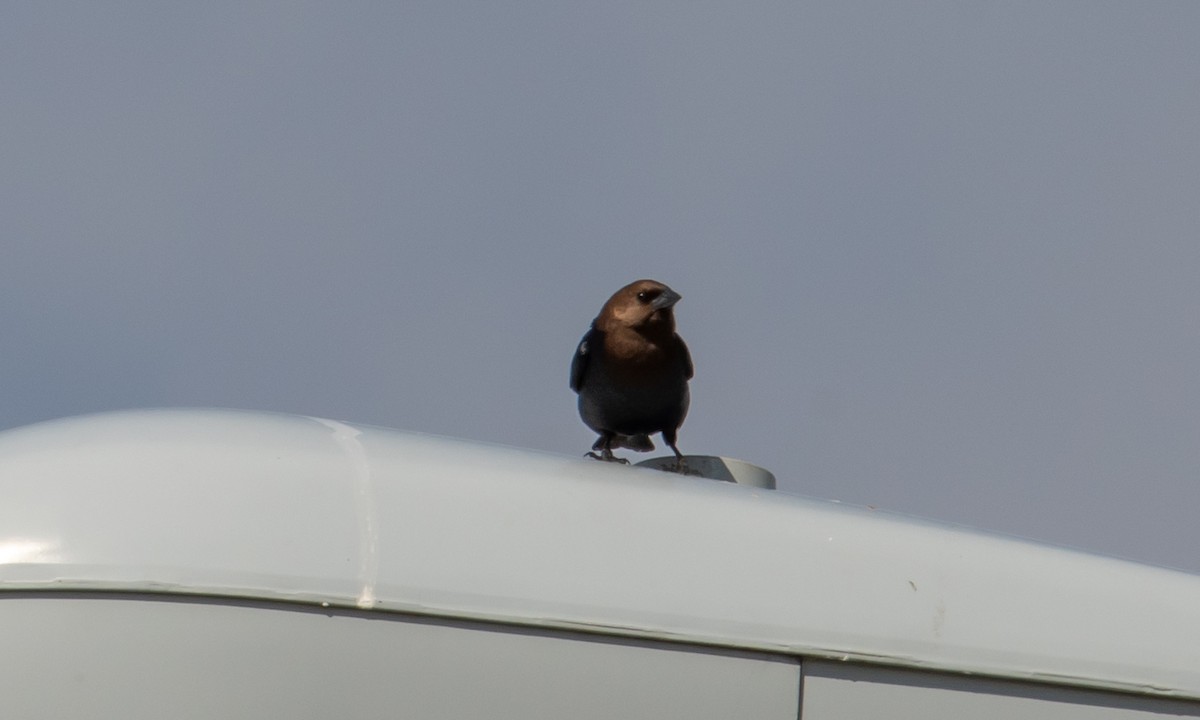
[4,3,1199,572]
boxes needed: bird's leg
[663,431,692,474]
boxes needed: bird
[570,279,693,469]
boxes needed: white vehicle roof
[1,408,1198,700]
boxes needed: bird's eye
[636,290,657,304]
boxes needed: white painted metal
[0,596,799,719]
[2,408,1199,702]
[802,661,1200,719]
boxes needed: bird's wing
[570,325,600,392]
[680,337,694,380]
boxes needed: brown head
[596,279,682,337]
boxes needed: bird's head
[599,279,682,336]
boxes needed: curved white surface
[1,408,1198,699]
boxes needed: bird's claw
[585,451,630,464]
[665,457,700,475]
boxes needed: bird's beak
[651,287,682,311]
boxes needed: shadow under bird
[570,279,693,469]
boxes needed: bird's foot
[585,451,630,465]
[666,457,700,475]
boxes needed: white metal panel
[0,410,363,600]
[2,409,1200,699]
[803,661,1200,719]
[0,596,800,720]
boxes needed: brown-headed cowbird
[570,279,693,467]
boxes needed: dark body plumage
[570,279,693,464]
